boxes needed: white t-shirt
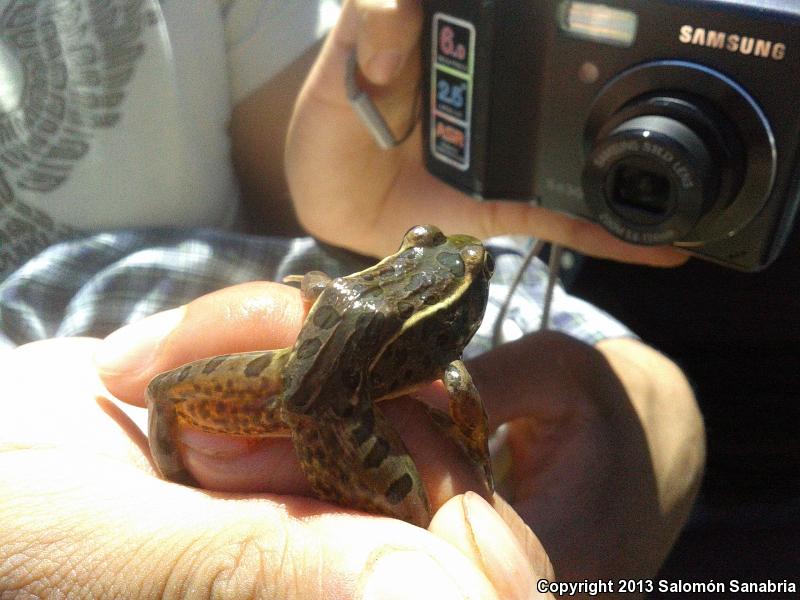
[0,0,338,277]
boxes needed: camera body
[422,0,800,270]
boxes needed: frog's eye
[401,225,446,249]
[461,244,484,267]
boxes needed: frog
[146,225,495,527]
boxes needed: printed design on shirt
[0,0,153,278]
[0,171,73,278]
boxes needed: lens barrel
[584,113,718,244]
[583,61,776,246]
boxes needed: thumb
[94,282,305,406]
[431,492,556,600]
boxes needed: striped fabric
[0,229,634,352]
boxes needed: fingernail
[364,49,404,85]
[462,492,536,600]
[95,307,185,375]
[361,551,465,600]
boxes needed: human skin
[284,0,689,265]
[0,1,704,596]
[0,283,553,600]
[0,279,703,598]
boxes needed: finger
[356,0,423,85]
[379,164,690,266]
[411,331,610,430]
[95,282,305,405]
[0,450,507,599]
[465,330,612,429]
[430,492,556,600]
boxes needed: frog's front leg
[283,271,332,302]
[146,350,290,485]
[427,360,494,494]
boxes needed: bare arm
[229,41,322,236]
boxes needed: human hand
[286,0,686,266]
[461,332,704,582]
[0,283,553,599]
[93,281,701,586]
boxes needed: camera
[421,0,800,270]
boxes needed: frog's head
[390,224,494,351]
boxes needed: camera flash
[559,1,638,47]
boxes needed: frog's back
[281,279,403,418]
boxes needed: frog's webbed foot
[146,350,289,485]
[286,400,431,527]
[283,271,332,302]
[426,360,494,494]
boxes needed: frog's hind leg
[286,403,432,527]
[426,360,494,494]
[146,350,289,485]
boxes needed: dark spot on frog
[202,355,228,374]
[435,251,465,277]
[353,410,375,445]
[397,301,414,319]
[364,436,390,468]
[296,337,322,360]
[396,247,419,263]
[244,353,273,377]
[340,369,361,392]
[177,365,192,382]
[312,304,341,329]
[422,293,438,306]
[376,264,395,278]
[359,286,384,302]
[355,312,372,335]
[404,272,428,292]
[385,473,413,504]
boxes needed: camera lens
[608,164,672,218]
[582,62,777,249]
[583,112,718,244]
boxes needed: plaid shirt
[0,229,634,352]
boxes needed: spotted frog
[146,225,495,527]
